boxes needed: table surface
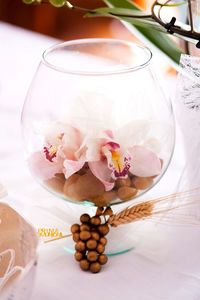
[1,21,200,300]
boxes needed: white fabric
[1,21,200,300]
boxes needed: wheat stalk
[108,188,200,227]
[108,201,154,227]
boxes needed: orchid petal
[28,151,63,180]
[104,130,114,139]
[129,145,161,177]
[63,160,85,179]
[88,161,114,191]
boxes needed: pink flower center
[44,145,58,162]
[109,150,131,179]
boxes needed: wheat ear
[108,201,154,227]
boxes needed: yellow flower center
[111,150,123,173]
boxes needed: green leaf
[49,0,65,7]
[157,1,187,7]
[94,7,150,16]
[23,0,35,4]
[103,0,182,68]
[86,10,166,33]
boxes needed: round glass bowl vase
[21,39,175,254]
[22,39,175,207]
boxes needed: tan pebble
[91,232,100,241]
[65,183,84,201]
[80,213,90,223]
[45,177,65,194]
[99,237,107,246]
[74,251,84,262]
[91,190,117,207]
[73,232,80,242]
[77,163,89,175]
[80,231,91,241]
[75,173,105,199]
[80,259,90,271]
[96,243,105,254]
[80,224,90,231]
[115,177,131,188]
[98,224,109,236]
[75,241,86,252]
[55,173,65,181]
[101,190,117,203]
[86,239,97,250]
[87,251,98,262]
[117,186,138,201]
[63,174,80,191]
[98,254,108,265]
[90,262,101,273]
[70,224,80,234]
[90,216,101,226]
[132,176,153,190]
[63,174,81,200]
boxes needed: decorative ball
[90,262,101,273]
[74,251,84,262]
[87,251,98,262]
[96,207,104,216]
[80,230,91,241]
[75,241,86,252]
[86,239,97,250]
[80,214,90,224]
[90,216,101,226]
[91,231,100,241]
[80,259,90,271]
[98,254,108,265]
[73,232,80,242]
[71,224,80,234]
[98,224,109,236]
[80,224,90,232]
[103,207,113,216]
[96,243,105,254]
[99,237,107,246]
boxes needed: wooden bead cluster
[71,208,112,273]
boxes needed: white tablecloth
[1,21,200,300]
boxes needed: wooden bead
[80,259,90,271]
[86,239,97,250]
[90,216,101,226]
[71,224,80,234]
[75,241,86,252]
[98,254,108,265]
[80,224,90,231]
[98,224,109,236]
[87,251,98,262]
[96,207,104,216]
[96,243,105,254]
[91,231,100,241]
[90,262,101,273]
[103,207,113,216]
[80,231,91,241]
[74,251,84,262]
[99,237,107,246]
[80,213,90,224]
[73,232,80,242]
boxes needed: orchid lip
[44,146,57,162]
[107,142,120,150]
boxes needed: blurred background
[0,0,152,41]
